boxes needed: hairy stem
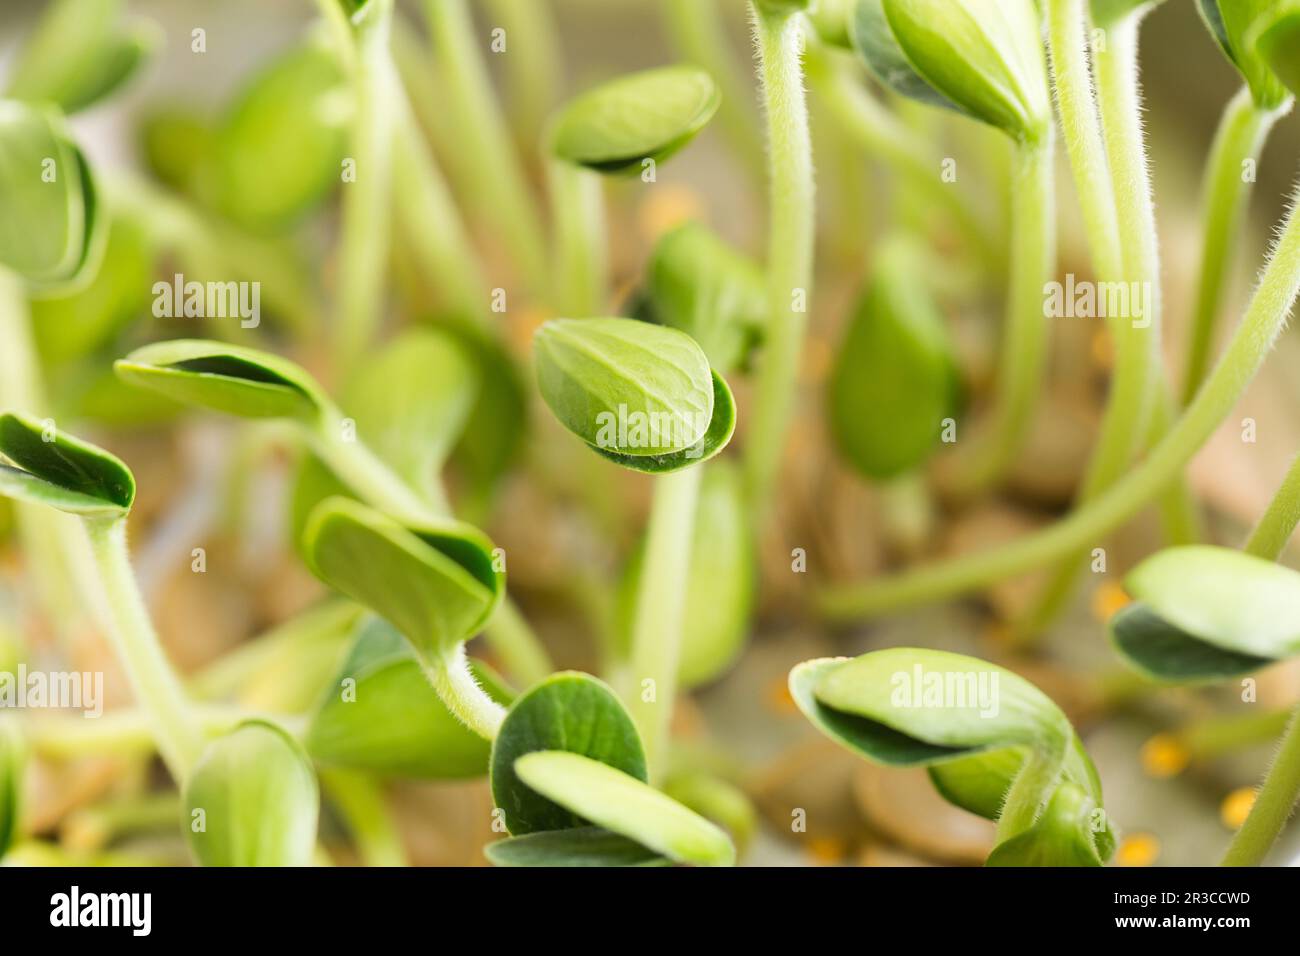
[1221,709,1300,866]
[745,4,815,525]
[424,0,548,295]
[421,643,506,741]
[1245,453,1300,561]
[1183,87,1284,404]
[995,737,1066,844]
[819,180,1300,620]
[482,0,562,149]
[83,517,205,780]
[952,138,1056,494]
[628,465,703,782]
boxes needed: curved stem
[819,179,1300,620]
[82,517,205,780]
[952,138,1056,494]
[1182,88,1284,404]
[423,0,548,295]
[745,4,815,525]
[548,159,606,317]
[421,643,506,740]
[1221,709,1300,866]
[628,465,703,783]
[481,0,562,149]
[995,736,1066,843]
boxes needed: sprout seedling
[790,649,1115,865]
[546,66,719,315]
[303,495,505,739]
[848,0,1054,495]
[533,317,735,774]
[184,720,319,867]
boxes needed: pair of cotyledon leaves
[1111,545,1300,682]
[790,648,1117,866]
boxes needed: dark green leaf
[490,671,645,835]
[0,412,134,516]
[850,0,961,112]
[1256,5,1300,100]
[1198,0,1291,108]
[1110,602,1273,682]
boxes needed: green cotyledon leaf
[306,617,513,779]
[827,238,959,480]
[878,0,1051,142]
[115,339,329,423]
[184,720,319,867]
[485,826,672,867]
[302,496,502,662]
[0,100,103,288]
[1255,2,1300,100]
[985,782,1113,866]
[1199,0,1292,109]
[214,38,348,231]
[490,672,645,835]
[550,65,720,174]
[533,317,714,458]
[512,751,735,866]
[6,0,161,114]
[0,412,134,517]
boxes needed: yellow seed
[1091,582,1131,623]
[766,677,797,715]
[806,837,845,864]
[1116,833,1160,867]
[1220,787,1257,830]
[1140,734,1190,778]
[638,184,704,243]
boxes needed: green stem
[421,643,506,740]
[1183,87,1283,405]
[423,0,548,295]
[1245,453,1300,560]
[1221,709,1300,866]
[320,0,395,371]
[665,0,766,185]
[805,47,996,271]
[485,598,554,687]
[628,465,703,783]
[818,179,1300,620]
[481,0,562,149]
[1046,0,1122,280]
[952,138,1056,494]
[548,159,606,317]
[319,768,408,867]
[995,736,1066,843]
[745,4,815,525]
[26,705,303,759]
[81,517,205,780]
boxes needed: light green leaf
[641,221,765,373]
[138,110,216,198]
[550,66,720,173]
[485,826,672,867]
[880,0,1050,141]
[7,0,160,114]
[1255,2,1300,99]
[31,210,154,364]
[589,370,735,474]
[1199,0,1292,109]
[306,618,512,778]
[662,771,758,851]
[514,751,735,867]
[533,317,715,457]
[303,496,502,661]
[114,339,329,422]
[0,100,103,287]
[490,672,645,835]
[851,0,962,112]
[184,720,319,867]
[811,648,1068,754]
[0,412,134,516]
[828,240,959,479]
[1109,601,1273,682]
[214,40,348,230]
[1124,545,1300,661]
[341,328,478,492]
[809,0,856,49]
